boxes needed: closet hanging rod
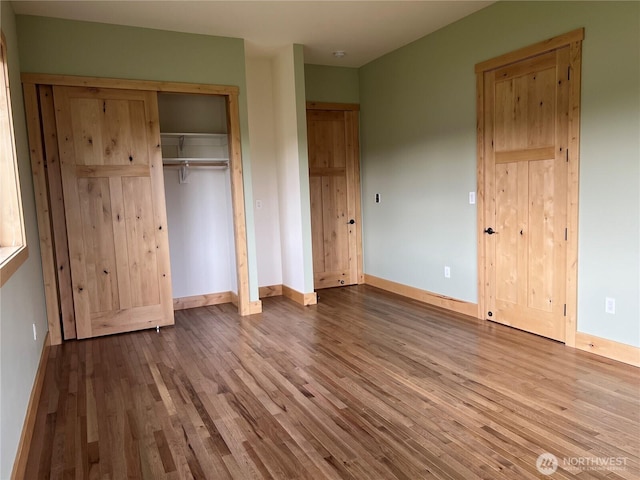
[162,159,228,168]
[162,157,229,163]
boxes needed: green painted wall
[0,4,49,477]
[16,15,260,301]
[359,1,639,347]
[304,64,359,103]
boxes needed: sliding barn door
[53,86,174,339]
[482,48,572,342]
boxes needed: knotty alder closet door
[53,86,174,339]
[482,47,572,342]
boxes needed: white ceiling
[11,1,494,67]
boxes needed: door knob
[347,219,355,225]
[484,227,496,235]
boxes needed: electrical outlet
[444,266,451,278]
[255,200,263,210]
[32,323,37,341]
[469,192,476,204]
[375,193,381,203]
[605,297,615,314]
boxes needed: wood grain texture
[282,285,318,306]
[307,107,362,290]
[227,92,260,316]
[259,285,283,298]
[0,34,25,250]
[22,73,239,96]
[575,332,640,368]
[478,36,580,344]
[475,28,584,72]
[38,85,76,340]
[23,83,62,345]
[564,39,583,348]
[173,292,232,311]
[23,74,258,320]
[53,86,174,339]
[306,102,360,111]
[364,274,478,317]
[0,245,28,287]
[24,286,639,479]
[476,30,583,339]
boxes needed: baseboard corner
[363,274,478,318]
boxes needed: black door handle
[347,219,355,225]
[484,227,496,235]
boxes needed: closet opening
[158,93,238,310]
[22,74,260,344]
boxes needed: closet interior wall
[158,93,238,308]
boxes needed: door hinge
[567,66,571,80]
[565,227,568,241]
[563,304,567,316]
[566,149,569,162]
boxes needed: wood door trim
[306,101,360,111]
[38,85,76,340]
[23,84,62,345]
[476,31,583,347]
[475,28,584,73]
[23,75,257,345]
[22,73,239,96]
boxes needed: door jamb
[22,73,260,345]
[475,28,583,346]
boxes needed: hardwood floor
[24,285,639,479]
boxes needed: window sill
[0,245,28,287]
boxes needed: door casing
[475,28,583,346]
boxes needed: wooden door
[53,86,174,339]
[307,106,362,289]
[481,46,574,342]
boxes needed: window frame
[0,31,28,287]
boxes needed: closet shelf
[160,132,228,144]
[161,132,228,137]
[160,132,230,164]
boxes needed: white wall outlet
[605,297,616,314]
[375,193,381,203]
[469,192,476,204]
[255,199,263,210]
[444,266,451,278]
[32,323,37,341]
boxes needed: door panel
[307,108,361,289]
[54,86,173,339]
[484,47,570,342]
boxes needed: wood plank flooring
[24,285,640,479]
